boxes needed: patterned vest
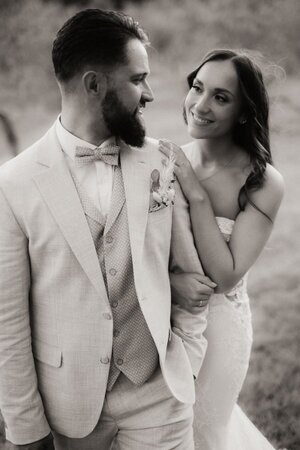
[70,165,158,390]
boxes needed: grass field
[0,68,299,449]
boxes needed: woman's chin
[188,126,210,140]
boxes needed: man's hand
[170,272,216,314]
[11,433,54,450]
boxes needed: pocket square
[148,199,167,213]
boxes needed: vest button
[103,313,112,320]
[116,358,124,366]
[111,301,118,308]
[100,356,110,364]
[109,268,117,276]
[106,235,113,244]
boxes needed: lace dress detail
[193,217,272,450]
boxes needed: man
[0,9,214,449]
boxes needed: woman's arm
[160,141,285,293]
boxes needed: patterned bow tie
[75,144,120,166]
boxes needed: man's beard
[102,90,146,148]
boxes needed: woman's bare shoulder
[263,164,285,197]
[250,163,285,220]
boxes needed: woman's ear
[238,115,247,125]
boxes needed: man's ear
[82,71,107,99]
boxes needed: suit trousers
[53,367,194,450]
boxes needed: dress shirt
[56,117,115,217]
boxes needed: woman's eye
[215,95,228,103]
[192,84,202,92]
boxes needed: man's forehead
[124,39,150,74]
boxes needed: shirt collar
[55,115,116,161]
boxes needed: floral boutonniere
[149,150,176,212]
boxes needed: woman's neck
[194,137,239,167]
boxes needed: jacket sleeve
[170,180,208,378]
[0,186,50,445]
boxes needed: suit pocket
[32,339,62,368]
[147,205,171,224]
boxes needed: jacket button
[117,358,124,365]
[111,301,118,308]
[109,268,117,276]
[103,313,112,320]
[100,357,110,364]
[106,235,113,244]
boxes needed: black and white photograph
[0,1,299,449]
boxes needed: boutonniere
[149,151,176,212]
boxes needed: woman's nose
[195,94,210,113]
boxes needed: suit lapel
[33,125,109,303]
[120,143,151,272]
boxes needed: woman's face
[184,59,243,140]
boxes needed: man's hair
[52,9,149,82]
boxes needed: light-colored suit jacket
[0,124,207,445]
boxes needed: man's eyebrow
[130,72,148,79]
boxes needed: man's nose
[142,80,154,103]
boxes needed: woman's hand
[170,272,216,314]
[159,139,207,203]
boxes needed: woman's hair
[186,49,272,220]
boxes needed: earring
[239,118,247,124]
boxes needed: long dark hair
[186,49,272,220]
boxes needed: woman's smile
[190,111,214,126]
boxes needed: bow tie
[75,144,120,166]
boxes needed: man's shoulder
[143,136,168,168]
[123,136,161,165]
[144,136,159,149]
[0,142,39,184]
[0,126,54,183]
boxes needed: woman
[160,49,284,449]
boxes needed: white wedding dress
[194,217,276,450]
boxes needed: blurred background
[0,0,299,448]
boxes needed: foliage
[126,0,300,73]
[0,0,299,111]
[41,0,149,8]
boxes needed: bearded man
[0,9,213,450]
